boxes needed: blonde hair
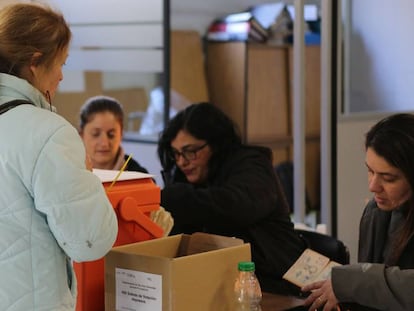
[0,2,71,76]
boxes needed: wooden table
[261,292,306,311]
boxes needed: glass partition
[341,0,414,115]
[52,0,169,142]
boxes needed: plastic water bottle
[234,261,262,311]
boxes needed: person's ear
[29,52,43,74]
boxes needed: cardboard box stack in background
[105,233,251,311]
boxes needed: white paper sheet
[93,168,154,183]
[115,268,162,311]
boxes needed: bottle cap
[238,261,255,272]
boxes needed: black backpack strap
[0,99,34,115]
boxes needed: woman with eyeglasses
[79,95,148,173]
[0,3,117,310]
[158,102,306,295]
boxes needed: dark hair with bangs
[79,95,124,131]
[158,102,242,175]
[366,113,414,264]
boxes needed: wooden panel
[286,46,321,210]
[272,148,290,165]
[288,45,321,136]
[305,46,321,136]
[206,42,246,136]
[105,88,148,132]
[55,72,103,128]
[170,30,208,103]
[54,72,148,131]
[205,42,321,211]
[262,292,305,311]
[246,44,289,142]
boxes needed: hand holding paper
[150,206,174,236]
[283,248,341,288]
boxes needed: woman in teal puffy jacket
[0,3,117,310]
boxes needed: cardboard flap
[186,232,244,255]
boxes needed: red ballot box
[74,172,163,311]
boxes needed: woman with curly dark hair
[158,102,306,295]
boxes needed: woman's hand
[302,279,339,311]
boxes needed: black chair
[295,229,350,265]
[275,161,312,214]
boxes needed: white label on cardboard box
[115,268,162,311]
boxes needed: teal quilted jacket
[0,73,118,310]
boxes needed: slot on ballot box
[74,169,164,311]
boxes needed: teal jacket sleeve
[31,123,118,262]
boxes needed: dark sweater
[161,145,306,295]
[124,154,148,174]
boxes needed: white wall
[338,0,414,261]
[122,141,164,186]
[347,0,414,113]
[336,116,382,263]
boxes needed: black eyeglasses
[169,143,208,162]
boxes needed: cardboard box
[105,232,251,311]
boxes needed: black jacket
[124,154,148,174]
[161,145,306,295]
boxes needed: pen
[107,154,133,191]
